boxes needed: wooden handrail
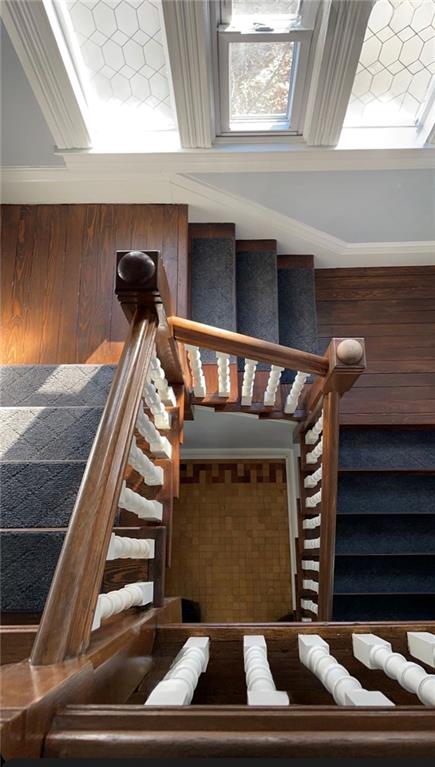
[31,308,157,664]
[31,250,177,665]
[168,316,329,377]
[299,337,367,622]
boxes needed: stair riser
[0,365,115,407]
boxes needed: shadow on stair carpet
[0,364,115,613]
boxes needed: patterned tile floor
[166,461,292,622]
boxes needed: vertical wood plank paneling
[40,206,68,363]
[1,206,20,363]
[25,205,51,363]
[177,205,189,318]
[7,206,37,364]
[58,205,86,363]
[0,204,188,365]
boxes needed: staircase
[0,365,115,612]
[333,427,435,621]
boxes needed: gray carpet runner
[277,256,318,383]
[0,364,115,613]
[333,427,435,621]
[189,224,237,363]
[236,240,279,371]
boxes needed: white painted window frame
[215,0,319,137]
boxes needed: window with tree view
[217,0,317,134]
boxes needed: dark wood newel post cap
[117,250,156,285]
[336,338,364,365]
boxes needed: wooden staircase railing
[31,250,185,665]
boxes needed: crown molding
[172,173,435,268]
[2,165,434,267]
[1,0,91,149]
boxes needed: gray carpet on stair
[0,365,115,407]
[335,514,435,555]
[1,463,85,528]
[190,237,236,363]
[236,248,279,371]
[334,554,435,593]
[1,531,65,612]
[0,406,104,462]
[277,267,318,383]
[339,428,435,470]
[338,473,435,514]
[333,594,434,621]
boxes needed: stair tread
[0,364,115,407]
[277,260,318,383]
[236,240,279,370]
[0,406,103,462]
[189,223,236,363]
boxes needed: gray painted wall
[193,170,435,243]
[182,406,294,451]
[1,21,64,167]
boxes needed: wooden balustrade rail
[31,251,178,665]
[298,337,367,623]
[168,316,329,377]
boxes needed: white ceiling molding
[161,0,215,148]
[1,0,91,149]
[1,164,433,268]
[171,173,435,269]
[303,0,375,147]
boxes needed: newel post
[317,337,366,621]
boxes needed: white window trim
[1,0,91,149]
[161,0,215,148]
[302,0,375,147]
[217,27,313,136]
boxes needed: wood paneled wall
[315,266,435,426]
[1,204,188,365]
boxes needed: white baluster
[136,406,172,459]
[353,634,435,706]
[284,371,308,414]
[299,635,393,706]
[119,481,163,522]
[301,599,318,616]
[107,533,155,561]
[92,581,153,630]
[306,437,323,464]
[301,617,312,623]
[264,365,284,407]
[407,632,435,669]
[302,559,320,572]
[143,381,171,430]
[305,414,324,445]
[241,359,257,407]
[303,514,321,530]
[243,635,289,706]
[302,579,319,594]
[304,537,320,550]
[216,352,231,397]
[304,466,322,489]
[145,637,210,706]
[129,436,164,486]
[305,489,322,508]
[148,354,176,406]
[185,345,206,398]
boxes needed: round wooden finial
[117,250,155,285]
[336,339,364,365]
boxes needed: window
[216,0,319,135]
[344,0,435,130]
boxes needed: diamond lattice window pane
[344,0,435,128]
[229,40,295,129]
[62,0,176,138]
